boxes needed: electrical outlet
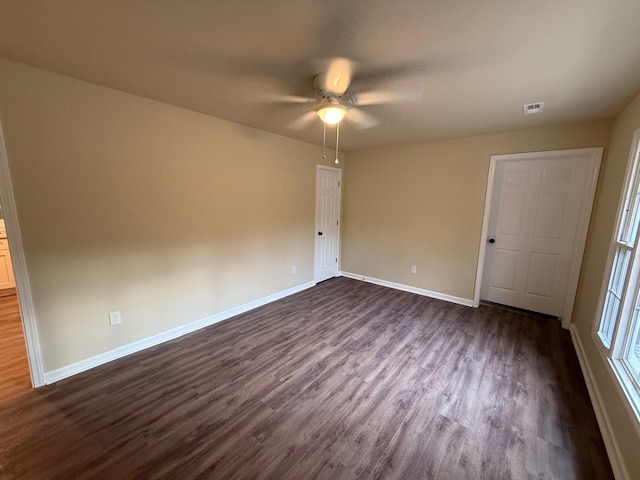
[292,265,297,274]
[108,311,122,326]
[411,265,417,274]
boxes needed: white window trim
[606,356,640,436]
[593,128,640,436]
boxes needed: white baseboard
[340,271,474,307]
[569,325,630,480]
[44,281,316,385]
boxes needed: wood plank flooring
[0,294,31,404]
[0,277,613,479]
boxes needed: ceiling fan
[254,57,422,162]
[255,57,422,126]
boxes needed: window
[596,129,640,420]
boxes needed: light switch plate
[109,311,121,326]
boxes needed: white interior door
[480,149,601,319]
[314,166,341,283]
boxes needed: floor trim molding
[340,271,474,307]
[569,324,630,480]
[44,281,316,385]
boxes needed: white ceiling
[1,0,639,151]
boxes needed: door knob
[489,238,495,243]
[318,232,323,236]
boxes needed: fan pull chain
[335,122,340,165]
[322,122,327,160]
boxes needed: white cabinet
[0,220,15,290]
[0,238,15,289]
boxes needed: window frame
[594,128,640,431]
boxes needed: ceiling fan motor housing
[313,73,348,97]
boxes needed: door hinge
[338,181,341,187]
[336,258,338,263]
[336,220,339,226]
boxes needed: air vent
[523,102,545,115]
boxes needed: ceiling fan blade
[247,92,315,104]
[322,57,354,95]
[346,108,380,130]
[287,111,317,130]
[351,88,422,106]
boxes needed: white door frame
[474,147,603,328]
[314,165,342,283]
[0,119,45,387]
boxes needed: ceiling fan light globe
[317,105,347,124]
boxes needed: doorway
[474,148,603,326]
[0,119,44,388]
[314,165,342,283]
[0,201,31,401]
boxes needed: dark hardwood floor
[0,293,31,404]
[0,277,613,479]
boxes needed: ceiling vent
[523,102,544,115]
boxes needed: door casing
[0,118,45,387]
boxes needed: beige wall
[572,90,640,478]
[0,59,339,371]
[342,121,612,300]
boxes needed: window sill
[608,356,640,437]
